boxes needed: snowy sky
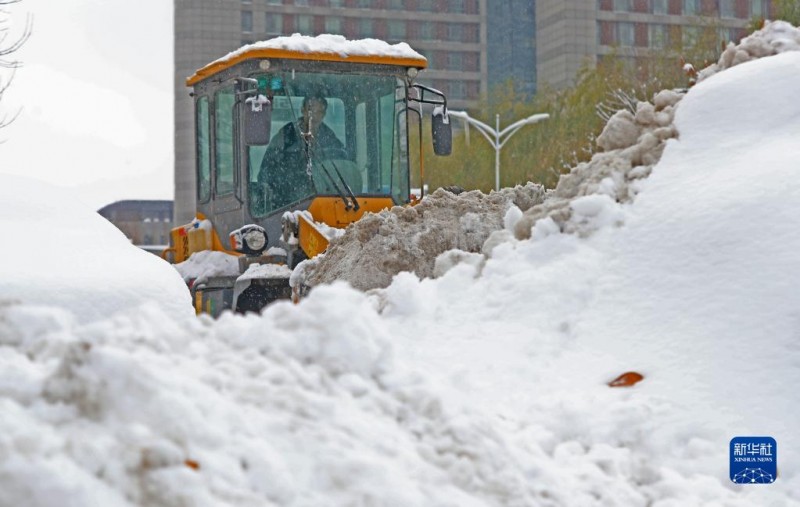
[1,0,173,210]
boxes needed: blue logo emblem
[730,436,777,484]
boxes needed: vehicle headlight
[230,224,268,256]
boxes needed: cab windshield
[248,71,409,217]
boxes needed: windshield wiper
[316,160,353,210]
[326,159,360,212]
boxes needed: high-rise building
[176,0,538,223]
[536,0,773,90]
[487,0,536,98]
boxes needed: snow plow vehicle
[164,35,452,316]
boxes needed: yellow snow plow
[164,34,452,316]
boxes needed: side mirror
[244,94,272,146]
[432,106,452,156]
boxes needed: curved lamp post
[449,110,549,191]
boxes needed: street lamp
[449,110,549,191]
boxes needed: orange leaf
[608,371,644,388]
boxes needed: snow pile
[698,20,800,81]
[376,49,800,504]
[302,85,679,289]
[0,175,192,324]
[0,287,543,506]
[174,250,240,285]
[237,262,292,281]
[302,183,546,290]
[513,88,681,241]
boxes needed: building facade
[175,0,539,223]
[536,0,773,90]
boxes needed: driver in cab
[258,93,344,208]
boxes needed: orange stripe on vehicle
[187,49,426,86]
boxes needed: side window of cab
[215,86,237,195]
[196,96,211,202]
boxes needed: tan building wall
[536,0,772,90]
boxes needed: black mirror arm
[409,83,448,109]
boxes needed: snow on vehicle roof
[187,33,427,86]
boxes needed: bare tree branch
[0,0,29,131]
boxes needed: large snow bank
[0,175,192,323]
[376,37,800,505]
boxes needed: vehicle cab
[167,34,452,315]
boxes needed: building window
[388,20,406,40]
[448,0,465,12]
[613,0,631,11]
[720,0,735,17]
[447,52,463,70]
[241,10,253,33]
[389,0,403,9]
[683,25,700,46]
[649,23,667,48]
[296,0,309,5]
[419,21,435,40]
[717,26,736,43]
[358,0,371,8]
[360,18,373,37]
[418,0,435,12]
[325,16,342,33]
[447,23,463,42]
[464,24,478,42]
[653,0,668,14]
[296,14,312,34]
[266,0,282,4]
[683,0,699,15]
[617,22,635,46]
[751,0,766,17]
[266,13,283,34]
[450,81,466,99]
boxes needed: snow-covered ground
[1,23,799,507]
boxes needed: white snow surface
[174,250,241,284]
[237,262,292,281]
[212,33,425,67]
[2,28,800,506]
[0,175,192,324]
